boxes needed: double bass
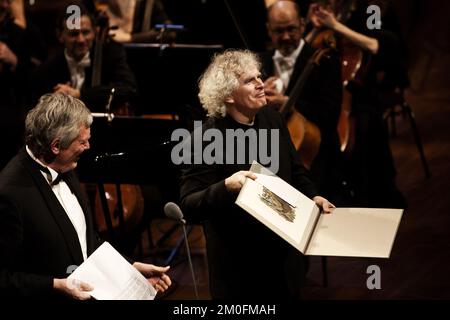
[89,6,144,236]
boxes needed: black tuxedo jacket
[0,148,102,298]
[180,107,318,299]
[32,40,137,112]
[260,42,343,196]
[260,41,342,135]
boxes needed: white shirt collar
[272,39,305,92]
[273,38,305,64]
[26,145,59,183]
[64,50,91,69]
[64,50,91,90]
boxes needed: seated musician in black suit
[0,93,171,299]
[32,5,137,112]
[260,0,344,203]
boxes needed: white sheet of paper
[68,242,157,300]
[306,207,403,258]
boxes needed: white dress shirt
[26,146,88,261]
[272,39,305,93]
[65,50,91,90]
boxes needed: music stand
[78,114,183,255]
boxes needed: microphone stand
[180,218,199,300]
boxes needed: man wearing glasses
[260,0,344,205]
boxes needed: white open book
[235,161,403,258]
[68,242,157,300]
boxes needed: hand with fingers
[53,278,93,300]
[309,4,338,30]
[225,171,257,194]
[133,262,172,292]
[0,41,18,69]
[313,196,335,213]
[264,76,288,110]
[53,82,80,98]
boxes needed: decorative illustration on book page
[259,186,296,222]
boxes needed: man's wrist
[53,278,62,290]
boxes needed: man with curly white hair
[180,49,333,299]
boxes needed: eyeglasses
[66,29,93,38]
[270,25,302,36]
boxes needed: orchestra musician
[309,0,406,208]
[32,4,137,112]
[260,0,345,203]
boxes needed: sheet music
[68,242,157,300]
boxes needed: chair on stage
[383,88,431,179]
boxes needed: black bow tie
[51,172,68,186]
[29,158,66,186]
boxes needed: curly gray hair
[198,49,261,118]
[25,93,93,159]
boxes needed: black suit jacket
[32,40,137,112]
[260,42,343,197]
[180,107,318,299]
[260,42,342,138]
[0,148,102,298]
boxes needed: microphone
[164,202,199,300]
[164,201,185,223]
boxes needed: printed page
[68,242,157,300]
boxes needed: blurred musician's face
[0,0,11,22]
[267,7,304,56]
[60,15,95,61]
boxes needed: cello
[89,5,144,236]
[279,48,332,169]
